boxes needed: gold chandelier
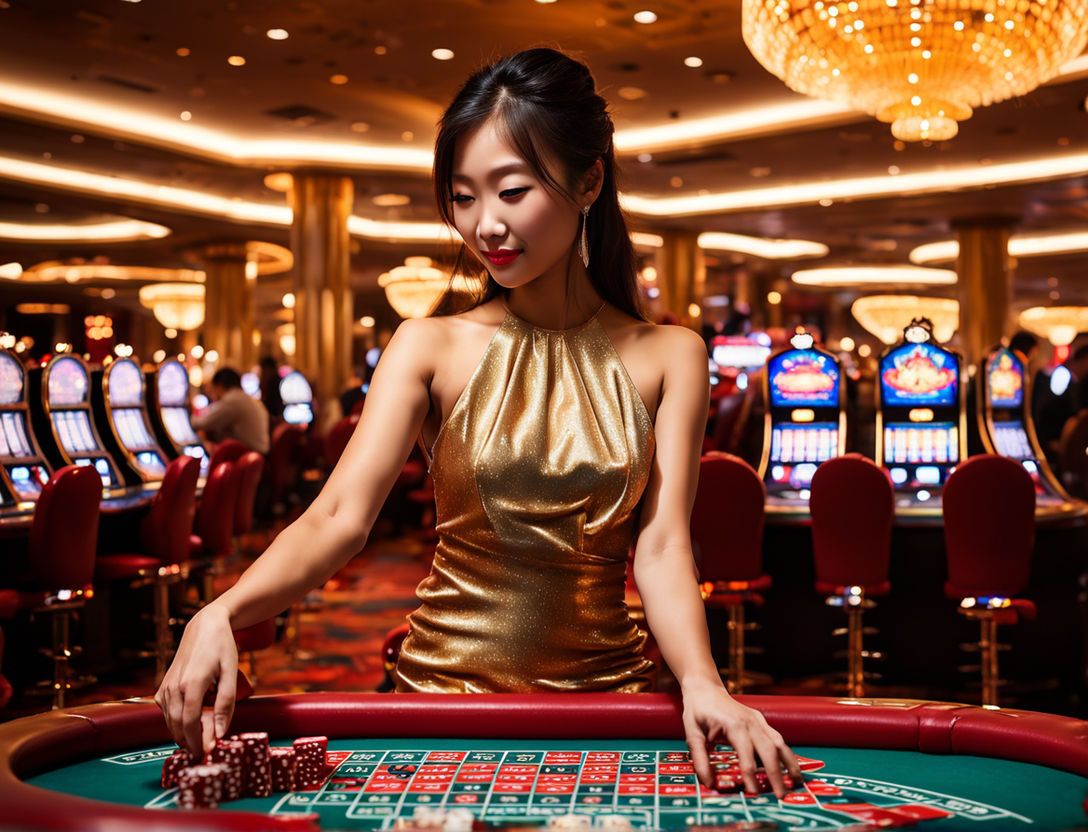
[1018,306,1088,346]
[378,256,480,319]
[852,295,959,344]
[742,0,1088,141]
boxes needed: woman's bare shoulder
[390,300,505,353]
[603,307,706,360]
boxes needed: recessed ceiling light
[618,86,646,100]
[637,152,653,163]
[684,56,703,68]
[176,47,190,57]
[401,131,415,142]
[263,172,293,192]
[179,111,191,121]
[351,122,370,133]
[330,74,349,85]
[266,28,289,40]
[373,193,411,207]
[432,48,455,61]
[375,46,387,55]
[227,55,246,66]
[633,10,658,24]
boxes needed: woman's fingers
[685,729,713,789]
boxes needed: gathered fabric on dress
[394,306,657,692]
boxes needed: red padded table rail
[2,693,1087,832]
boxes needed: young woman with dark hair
[157,47,800,798]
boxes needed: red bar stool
[232,450,266,554]
[942,454,1036,707]
[190,460,241,604]
[233,617,277,689]
[206,438,246,475]
[3,465,102,708]
[96,455,200,686]
[691,452,770,694]
[809,453,894,698]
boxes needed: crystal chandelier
[851,295,959,344]
[742,0,1088,141]
[378,256,480,319]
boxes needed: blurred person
[192,366,270,454]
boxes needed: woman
[156,47,800,798]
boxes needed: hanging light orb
[851,295,959,344]
[742,0,1088,141]
[138,282,205,331]
[378,256,481,319]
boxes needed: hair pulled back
[432,47,644,320]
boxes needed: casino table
[2,693,1087,832]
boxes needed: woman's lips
[483,249,522,266]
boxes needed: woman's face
[449,118,582,290]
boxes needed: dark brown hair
[431,47,644,319]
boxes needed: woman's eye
[499,187,530,199]
[450,194,474,204]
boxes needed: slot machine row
[147,358,209,478]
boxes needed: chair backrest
[140,455,200,565]
[691,452,766,582]
[207,438,246,474]
[709,392,751,454]
[267,422,306,493]
[324,413,359,470]
[194,460,241,558]
[809,454,894,592]
[28,465,102,590]
[943,454,1036,598]
[233,451,265,535]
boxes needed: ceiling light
[24,263,204,283]
[227,56,246,67]
[282,292,295,309]
[0,218,170,242]
[634,11,658,24]
[180,111,191,121]
[329,74,348,85]
[0,262,23,279]
[431,48,455,61]
[767,290,783,305]
[359,316,376,328]
[911,230,1088,264]
[791,266,956,287]
[618,87,647,101]
[176,47,190,57]
[629,232,664,248]
[263,172,293,192]
[351,122,370,133]
[379,256,480,319]
[684,57,704,68]
[266,29,289,40]
[372,193,411,207]
[698,231,828,260]
[851,295,959,344]
[743,0,1088,141]
[139,283,205,331]
[15,304,70,315]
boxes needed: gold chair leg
[153,581,173,687]
[726,605,746,694]
[846,606,866,698]
[51,611,71,710]
[980,616,999,707]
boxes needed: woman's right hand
[154,603,238,757]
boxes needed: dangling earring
[578,205,590,269]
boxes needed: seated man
[193,367,270,455]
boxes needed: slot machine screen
[883,423,959,466]
[768,350,839,408]
[1,411,33,457]
[162,407,200,445]
[0,351,23,405]
[992,421,1034,460]
[768,423,839,489]
[47,357,90,406]
[7,464,49,499]
[135,451,167,476]
[75,457,117,487]
[107,359,144,407]
[157,361,190,407]
[52,411,99,456]
[987,349,1024,409]
[114,408,155,449]
[880,343,958,407]
[710,337,771,371]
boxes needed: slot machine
[28,352,125,493]
[875,318,965,515]
[280,370,314,426]
[979,345,1078,515]
[147,358,209,476]
[759,331,846,511]
[0,346,51,508]
[91,356,170,486]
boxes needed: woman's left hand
[681,679,802,799]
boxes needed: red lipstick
[483,249,522,266]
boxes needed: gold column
[955,221,1014,361]
[199,243,255,368]
[288,173,354,428]
[658,230,706,330]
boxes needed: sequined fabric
[395,307,656,692]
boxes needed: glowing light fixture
[378,256,480,319]
[0,218,170,242]
[792,265,956,287]
[851,295,959,345]
[911,231,1088,264]
[431,48,455,61]
[742,0,1088,141]
[0,262,22,279]
[138,283,206,331]
[699,231,828,260]
[1018,306,1088,347]
[22,263,204,284]
[634,10,659,24]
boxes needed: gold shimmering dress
[394,306,657,692]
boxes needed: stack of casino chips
[709,750,795,794]
[162,734,328,810]
[292,735,328,789]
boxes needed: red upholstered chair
[233,451,265,538]
[691,452,770,693]
[809,453,894,698]
[266,422,307,514]
[942,454,1036,707]
[324,413,359,470]
[96,455,200,686]
[190,460,241,604]
[233,617,277,688]
[206,439,246,476]
[3,465,102,708]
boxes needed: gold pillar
[199,243,255,368]
[955,221,1014,361]
[658,230,705,330]
[288,173,354,429]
